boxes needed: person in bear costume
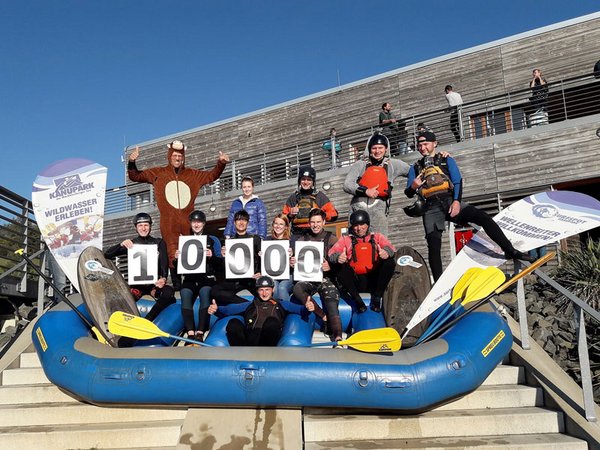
[127,140,229,273]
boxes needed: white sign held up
[128,244,158,285]
[177,235,207,274]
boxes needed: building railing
[107,72,600,216]
[0,186,46,321]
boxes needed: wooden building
[104,12,600,273]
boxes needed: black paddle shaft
[17,251,96,330]
[419,294,494,345]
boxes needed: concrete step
[0,419,183,449]
[435,385,543,411]
[304,385,543,416]
[0,384,75,405]
[482,365,525,386]
[0,402,187,427]
[19,351,41,368]
[1,367,48,385]
[304,432,588,449]
[303,407,564,442]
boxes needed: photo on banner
[177,235,207,274]
[225,237,255,279]
[128,244,158,285]
[261,240,290,280]
[294,241,323,282]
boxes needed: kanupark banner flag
[32,159,107,291]
[403,190,600,337]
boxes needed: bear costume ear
[167,140,187,152]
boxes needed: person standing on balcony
[343,132,410,235]
[127,140,230,285]
[321,128,342,168]
[444,85,463,142]
[529,69,548,112]
[379,102,408,156]
[224,176,267,239]
[404,131,534,281]
[282,166,338,235]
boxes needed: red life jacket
[358,164,391,199]
[350,234,378,275]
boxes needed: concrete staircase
[303,363,589,449]
[0,346,185,449]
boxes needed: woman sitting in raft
[207,276,314,346]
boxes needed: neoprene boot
[354,297,367,313]
[370,296,383,313]
[328,315,343,342]
[505,248,536,263]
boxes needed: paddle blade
[108,312,169,340]
[450,267,483,305]
[339,327,401,352]
[461,267,506,306]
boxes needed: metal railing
[514,260,599,422]
[106,73,600,216]
[0,186,46,320]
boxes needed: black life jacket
[415,155,453,199]
[357,162,391,199]
[350,234,378,275]
[244,298,286,330]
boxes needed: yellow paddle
[312,327,401,352]
[419,252,555,345]
[460,266,507,307]
[108,312,210,347]
[15,249,109,345]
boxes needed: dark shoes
[355,298,367,313]
[184,331,204,347]
[508,250,536,263]
[370,296,383,313]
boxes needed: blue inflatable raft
[32,296,512,412]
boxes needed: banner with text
[32,158,107,291]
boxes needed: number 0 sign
[225,238,255,279]
[294,241,323,282]
[261,240,290,280]
[177,235,207,274]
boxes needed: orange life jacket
[358,164,391,199]
[350,234,378,275]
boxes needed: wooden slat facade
[105,14,600,274]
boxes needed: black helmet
[349,210,370,227]
[298,165,316,184]
[403,197,427,217]
[133,212,152,226]
[256,275,275,288]
[189,210,206,223]
[367,132,390,150]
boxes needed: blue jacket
[224,196,268,239]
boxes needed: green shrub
[552,239,600,311]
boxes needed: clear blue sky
[1,1,598,199]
